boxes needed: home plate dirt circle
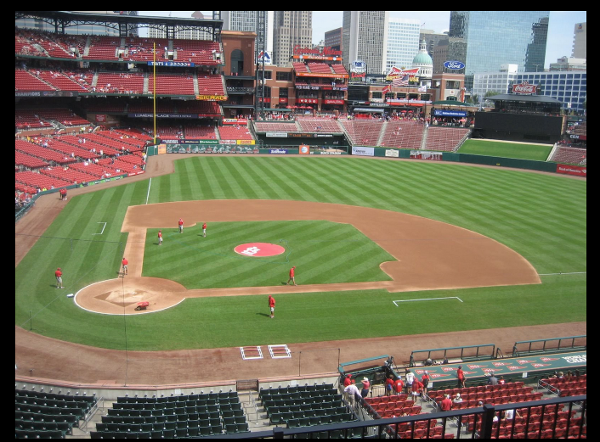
[234,242,286,257]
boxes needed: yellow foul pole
[153,42,157,144]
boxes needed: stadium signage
[266,133,288,138]
[443,61,465,70]
[433,109,467,117]
[269,149,288,154]
[148,61,194,67]
[352,147,374,157]
[196,95,227,101]
[512,82,536,95]
[293,45,342,56]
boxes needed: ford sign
[444,60,465,70]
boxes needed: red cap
[57,267,61,270]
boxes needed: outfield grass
[15,156,586,350]
[458,139,553,161]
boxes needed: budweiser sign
[512,82,536,95]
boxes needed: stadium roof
[432,100,470,106]
[487,94,562,104]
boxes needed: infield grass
[15,156,586,351]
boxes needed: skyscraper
[342,11,388,75]
[386,18,421,72]
[448,11,549,90]
[571,22,586,59]
[221,11,274,55]
[272,11,312,67]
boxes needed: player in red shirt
[202,222,207,237]
[178,218,184,233]
[287,266,297,285]
[393,377,404,395]
[440,394,453,411]
[55,267,63,288]
[385,375,395,396]
[158,230,163,245]
[268,294,276,318]
[121,257,128,276]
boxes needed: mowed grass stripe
[15,156,585,350]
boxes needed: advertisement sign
[443,61,465,70]
[299,144,310,155]
[352,146,374,157]
[556,164,586,177]
[512,82,537,95]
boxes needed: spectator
[385,375,394,396]
[343,374,353,388]
[456,365,466,388]
[360,377,370,398]
[393,377,404,396]
[405,369,415,395]
[498,376,506,385]
[487,372,499,385]
[503,402,520,421]
[453,393,463,404]
[440,394,452,411]
[344,381,361,407]
[421,371,430,396]
[411,378,424,403]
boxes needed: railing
[512,335,586,357]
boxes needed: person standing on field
[202,222,207,237]
[121,257,128,276]
[287,266,297,285]
[158,230,163,245]
[55,267,63,288]
[178,218,184,233]
[268,294,276,318]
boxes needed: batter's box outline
[240,346,263,360]
[269,344,291,359]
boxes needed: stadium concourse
[15,153,585,388]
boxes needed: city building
[412,38,433,87]
[515,71,586,114]
[571,22,586,59]
[272,11,313,67]
[549,57,586,71]
[342,11,389,75]
[221,11,274,56]
[447,11,549,90]
[385,18,422,72]
[324,28,342,52]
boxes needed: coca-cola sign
[443,60,465,70]
[512,82,537,95]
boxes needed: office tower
[272,11,312,67]
[448,11,549,90]
[222,11,274,55]
[386,18,422,72]
[572,22,586,59]
[342,11,388,75]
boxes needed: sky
[138,11,586,69]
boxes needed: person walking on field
[268,294,276,318]
[178,218,184,233]
[202,222,207,237]
[287,266,297,285]
[121,257,128,276]
[55,267,63,289]
[158,230,163,245]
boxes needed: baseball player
[121,257,128,276]
[178,218,184,233]
[158,230,163,245]
[55,267,63,289]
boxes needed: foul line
[539,272,586,276]
[146,177,152,205]
[393,297,463,306]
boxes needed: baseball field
[15,154,586,385]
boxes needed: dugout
[338,355,396,394]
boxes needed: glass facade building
[448,11,549,90]
[473,70,586,114]
[386,18,422,72]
